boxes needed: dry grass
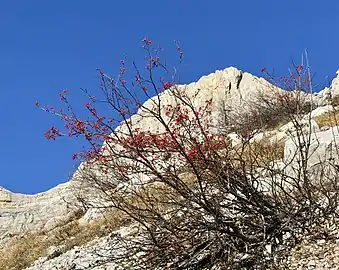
[267,119,290,132]
[124,183,177,214]
[233,139,285,168]
[0,182,199,270]
[314,110,339,128]
[0,209,129,270]
[0,232,48,270]
[330,95,339,107]
[0,138,285,270]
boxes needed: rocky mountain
[0,182,77,246]
[2,67,339,269]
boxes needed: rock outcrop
[0,182,79,247]
[314,70,339,105]
[0,187,12,203]
[117,67,287,136]
[2,67,339,269]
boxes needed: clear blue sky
[1,0,339,194]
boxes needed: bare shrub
[38,43,339,269]
[330,94,339,107]
[219,84,314,139]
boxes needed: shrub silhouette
[38,42,339,269]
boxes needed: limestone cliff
[2,67,339,269]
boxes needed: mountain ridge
[2,66,339,269]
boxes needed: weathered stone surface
[115,67,285,136]
[0,187,11,202]
[283,126,339,183]
[314,70,339,105]
[25,225,138,270]
[284,127,339,167]
[2,67,339,269]
[329,70,339,97]
[227,132,242,146]
[253,118,320,145]
[279,118,319,136]
[307,105,334,118]
[0,182,79,243]
[78,208,105,226]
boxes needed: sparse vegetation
[330,94,339,107]
[314,110,339,128]
[0,210,128,270]
[237,139,285,166]
[32,42,339,269]
[219,84,313,139]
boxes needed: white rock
[2,67,339,269]
[269,131,288,143]
[316,72,339,105]
[315,87,331,105]
[43,211,78,231]
[0,182,79,242]
[227,132,242,146]
[25,225,138,270]
[306,105,334,118]
[265,244,272,254]
[0,187,11,202]
[317,239,326,245]
[284,127,339,179]
[78,208,105,226]
[113,67,285,137]
[329,72,339,97]
[279,118,319,137]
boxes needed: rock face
[0,182,78,244]
[284,127,339,181]
[329,70,339,96]
[117,67,286,136]
[26,224,139,270]
[2,67,339,269]
[315,70,339,105]
[26,235,118,270]
[284,238,339,270]
[2,69,270,246]
[307,105,334,118]
[0,187,11,202]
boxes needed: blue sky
[1,0,339,194]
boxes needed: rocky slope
[1,67,279,238]
[0,182,79,247]
[2,67,339,269]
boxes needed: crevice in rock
[236,72,243,90]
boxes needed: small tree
[38,41,339,269]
